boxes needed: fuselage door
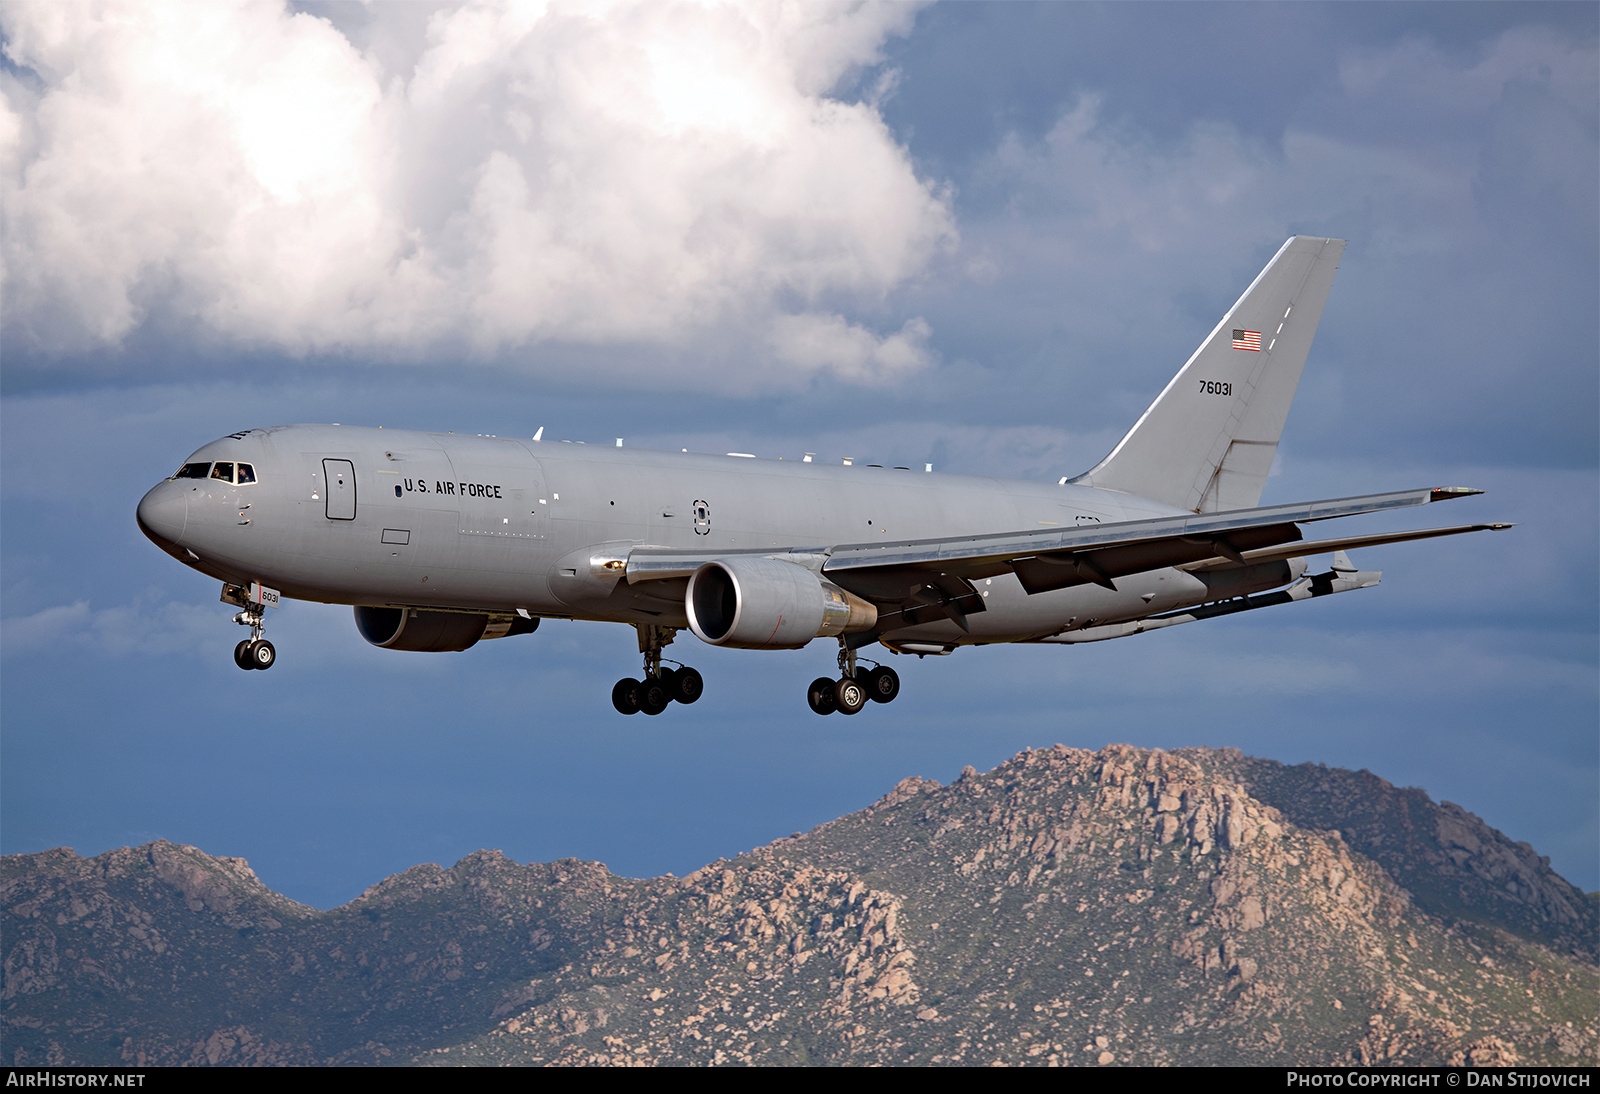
[324,459,357,520]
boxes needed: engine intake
[686,557,876,649]
[354,606,537,652]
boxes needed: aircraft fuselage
[136,423,1262,649]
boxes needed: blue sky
[3,1,1595,908]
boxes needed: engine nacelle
[686,557,876,649]
[354,606,537,652]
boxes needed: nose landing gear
[230,609,275,670]
[613,625,703,715]
[807,642,899,715]
[222,583,276,670]
[234,636,276,670]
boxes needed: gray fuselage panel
[144,424,1245,644]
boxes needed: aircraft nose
[136,482,187,551]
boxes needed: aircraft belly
[551,580,691,627]
[880,568,1221,645]
[545,539,690,625]
[269,549,557,613]
[1019,569,1213,635]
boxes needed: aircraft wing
[1175,522,1512,574]
[625,487,1495,615]
[817,487,1487,597]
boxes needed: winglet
[1429,487,1483,501]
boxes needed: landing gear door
[324,459,356,520]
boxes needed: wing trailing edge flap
[838,570,987,631]
[1007,521,1301,594]
[1178,522,1514,574]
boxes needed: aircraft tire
[612,678,641,715]
[234,640,255,670]
[807,677,838,716]
[249,640,276,670]
[671,667,704,705]
[639,679,670,716]
[866,665,900,703]
[833,676,867,715]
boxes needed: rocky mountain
[3,745,1595,1066]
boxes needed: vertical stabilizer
[1072,236,1344,512]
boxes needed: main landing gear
[807,642,898,716]
[613,625,703,716]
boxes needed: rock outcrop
[3,746,1595,1066]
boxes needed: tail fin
[1071,236,1344,513]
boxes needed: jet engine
[685,557,876,649]
[354,606,538,652]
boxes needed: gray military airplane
[136,236,1506,716]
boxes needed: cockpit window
[172,460,255,483]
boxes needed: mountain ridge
[3,744,1594,1066]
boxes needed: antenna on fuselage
[533,427,544,442]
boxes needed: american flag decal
[1232,329,1261,351]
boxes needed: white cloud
[0,591,377,665]
[1,597,217,659]
[974,25,1595,269]
[769,313,931,384]
[980,93,1469,294]
[0,0,951,383]
[946,23,1595,468]
[0,600,90,657]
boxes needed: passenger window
[175,462,211,479]
[211,462,235,483]
[237,463,257,484]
